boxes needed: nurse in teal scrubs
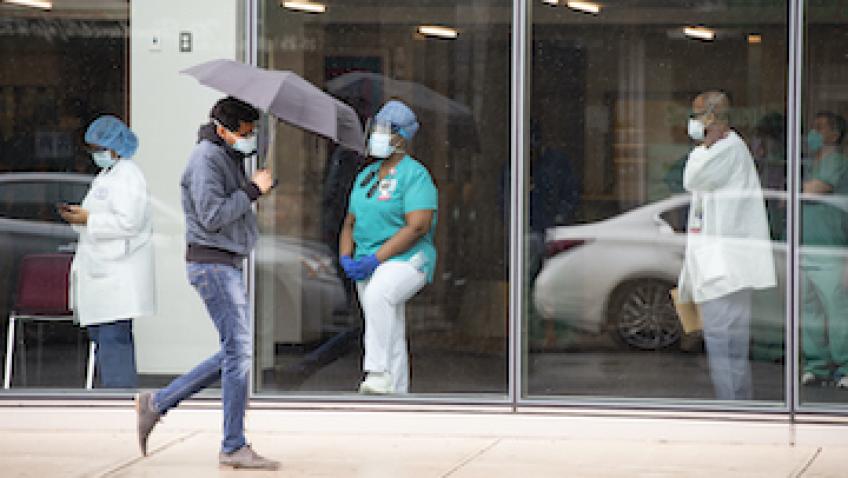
[339,100,438,394]
[800,111,848,389]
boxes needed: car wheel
[607,279,682,350]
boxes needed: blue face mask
[807,130,824,153]
[232,134,257,155]
[90,150,117,169]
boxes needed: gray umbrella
[326,71,473,119]
[181,59,365,154]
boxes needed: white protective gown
[678,131,777,304]
[69,159,156,326]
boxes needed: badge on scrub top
[377,169,398,201]
[377,179,395,201]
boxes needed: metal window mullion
[509,0,530,410]
[787,0,805,421]
[247,0,259,400]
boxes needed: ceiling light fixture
[684,26,716,41]
[282,1,326,14]
[566,1,601,14]
[418,25,459,40]
[748,34,762,44]
[3,0,52,10]
[542,0,559,5]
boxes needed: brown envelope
[670,288,703,334]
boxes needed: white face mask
[688,118,706,141]
[214,119,257,155]
[90,150,116,169]
[368,132,394,158]
[232,134,257,155]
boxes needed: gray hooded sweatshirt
[181,123,261,263]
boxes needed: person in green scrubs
[339,100,438,394]
[801,111,848,389]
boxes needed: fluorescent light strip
[418,25,458,39]
[3,0,52,9]
[748,34,762,44]
[567,1,601,14]
[542,0,559,5]
[282,1,326,14]
[684,26,715,41]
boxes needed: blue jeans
[151,263,251,453]
[87,319,137,388]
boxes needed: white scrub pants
[357,260,427,393]
[700,288,753,401]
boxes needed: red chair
[3,254,94,389]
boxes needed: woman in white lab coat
[60,115,156,388]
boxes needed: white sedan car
[531,191,829,351]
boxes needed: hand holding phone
[57,204,88,225]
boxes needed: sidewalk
[1,404,846,477]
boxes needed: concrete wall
[130,0,241,373]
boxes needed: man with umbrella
[134,96,279,470]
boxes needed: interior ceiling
[0,0,128,20]
[278,1,789,27]
[1,1,833,27]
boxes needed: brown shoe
[219,445,280,470]
[135,392,161,456]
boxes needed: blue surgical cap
[84,115,138,158]
[374,100,419,141]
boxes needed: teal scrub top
[802,151,848,247]
[348,155,438,282]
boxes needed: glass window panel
[526,0,788,404]
[799,0,848,407]
[0,2,129,389]
[255,0,510,396]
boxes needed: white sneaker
[801,372,822,386]
[836,376,848,390]
[358,372,393,394]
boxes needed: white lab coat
[678,131,777,304]
[69,159,156,326]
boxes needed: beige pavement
[0,405,845,477]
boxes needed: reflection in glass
[0,3,129,388]
[799,1,848,406]
[255,0,509,395]
[528,1,787,402]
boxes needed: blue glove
[353,254,381,280]
[339,255,358,280]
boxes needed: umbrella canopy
[326,71,473,120]
[182,59,365,154]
